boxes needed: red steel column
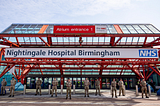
[61,77,64,87]
[99,77,102,89]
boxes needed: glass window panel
[119,25,130,34]
[105,37,110,42]
[18,37,24,42]
[146,37,154,42]
[82,37,86,42]
[52,37,57,42]
[146,25,160,33]
[41,37,48,42]
[132,37,139,42]
[36,37,42,42]
[93,37,98,42]
[125,25,137,34]
[87,37,92,42]
[120,37,127,42]
[8,37,16,42]
[127,37,133,42]
[99,37,104,42]
[107,25,117,34]
[23,37,30,42]
[69,37,74,42]
[139,37,145,42]
[57,37,63,42]
[139,25,152,34]
[64,37,69,42]
[132,25,145,34]
[75,37,79,42]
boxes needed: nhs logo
[139,49,158,57]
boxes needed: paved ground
[0,89,160,106]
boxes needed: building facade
[0,23,160,89]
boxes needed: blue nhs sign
[139,49,158,57]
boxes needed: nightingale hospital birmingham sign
[5,48,158,59]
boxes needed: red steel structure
[0,24,160,88]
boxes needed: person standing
[84,78,90,97]
[1,78,7,95]
[95,79,101,96]
[8,77,16,97]
[51,78,58,97]
[149,79,156,92]
[35,78,42,96]
[140,78,149,98]
[111,78,117,98]
[118,78,125,96]
[66,78,72,99]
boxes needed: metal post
[48,85,51,95]
[110,86,112,95]
[148,85,151,96]
[61,85,63,95]
[23,84,26,95]
[124,85,126,96]
[136,85,139,96]
[73,85,75,94]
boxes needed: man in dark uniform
[111,78,117,98]
[66,78,72,99]
[95,79,101,96]
[140,78,149,98]
[9,77,16,97]
[118,78,125,96]
[51,78,58,97]
[35,78,42,96]
[1,78,7,95]
[84,78,90,97]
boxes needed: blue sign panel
[139,49,158,57]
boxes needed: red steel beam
[1,38,19,47]
[143,37,147,46]
[0,64,15,78]
[145,38,160,46]
[39,65,43,75]
[127,64,143,79]
[47,37,52,45]
[110,37,115,46]
[1,34,160,37]
[1,60,160,65]
[148,65,160,76]
[16,37,20,45]
[146,71,154,80]
[39,37,50,47]
[114,37,122,46]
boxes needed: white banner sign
[5,48,158,58]
[95,25,107,33]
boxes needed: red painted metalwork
[0,37,19,47]
[0,34,160,37]
[39,37,50,47]
[0,32,160,83]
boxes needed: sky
[0,0,160,32]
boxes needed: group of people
[1,77,16,97]
[1,77,150,99]
[35,78,125,99]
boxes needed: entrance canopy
[0,23,160,84]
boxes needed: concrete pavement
[0,89,160,106]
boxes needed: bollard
[136,85,139,96]
[61,85,63,95]
[73,85,75,94]
[148,85,151,96]
[48,85,51,95]
[123,85,125,95]
[110,86,112,95]
[23,84,26,95]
